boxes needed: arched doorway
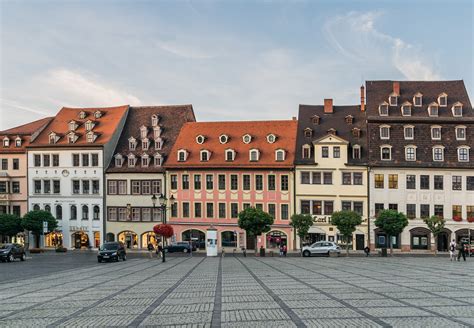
[45,231,63,247]
[141,231,158,248]
[182,229,206,250]
[106,233,115,242]
[410,227,431,250]
[118,231,138,249]
[437,228,451,252]
[221,231,237,248]
[266,230,288,249]
[71,232,89,249]
[455,229,474,243]
[374,228,400,249]
[94,232,100,248]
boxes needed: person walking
[283,244,287,257]
[457,239,467,262]
[449,239,456,261]
[147,242,154,259]
[156,242,163,259]
[279,245,284,257]
[364,246,370,257]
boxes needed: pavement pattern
[0,255,473,327]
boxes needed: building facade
[0,117,52,243]
[105,105,195,249]
[295,98,369,250]
[164,120,298,251]
[366,80,474,251]
[28,106,129,249]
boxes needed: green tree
[290,214,314,251]
[0,214,23,239]
[423,215,445,256]
[374,210,408,256]
[21,210,58,248]
[238,207,274,252]
[331,211,363,256]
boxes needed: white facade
[369,168,474,251]
[28,149,104,249]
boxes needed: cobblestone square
[0,255,473,327]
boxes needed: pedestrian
[364,246,370,257]
[449,239,456,261]
[279,245,284,257]
[147,242,154,259]
[221,248,225,257]
[283,244,287,257]
[157,242,163,258]
[242,247,247,257]
[457,239,467,262]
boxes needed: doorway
[355,234,365,250]
[437,232,448,252]
[246,234,255,250]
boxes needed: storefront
[71,231,90,249]
[221,231,237,248]
[266,230,287,249]
[118,231,138,249]
[374,228,400,249]
[141,231,158,248]
[182,229,206,249]
[45,231,63,247]
[410,227,431,250]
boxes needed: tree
[21,210,58,248]
[238,207,274,252]
[423,215,445,256]
[374,210,408,256]
[290,214,314,251]
[331,211,362,256]
[0,214,23,240]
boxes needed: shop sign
[69,226,89,232]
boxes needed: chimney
[360,85,365,112]
[393,81,400,95]
[324,99,333,113]
[292,116,297,121]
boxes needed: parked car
[97,242,126,262]
[302,241,341,257]
[0,243,26,262]
[164,242,196,253]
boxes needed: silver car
[302,241,341,257]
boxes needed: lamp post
[152,193,175,263]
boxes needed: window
[434,175,444,190]
[80,154,88,167]
[128,155,136,167]
[458,147,469,162]
[231,203,238,218]
[420,175,430,189]
[401,104,411,116]
[452,176,462,190]
[302,145,311,159]
[171,203,178,217]
[379,103,389,116]
[243,175,250,190]
[129,138,137,150]
[15,138,21,147]
[312,201,322,215]
[132,180,141,194]
[380,125,390,139]
[388,174,398,189]
[323,172,332,185]
[108,208,117,221]
[242,134,252,144]
[178,150,187,162]
[118,181,127,194]
[333,147,340,158]
[72,180,80,194]
[281,175,289,191]
[43,154,50,167]
[218,175,226,190]
[154,154,162,167]
[154,126,162,140]
[182,174,190,190]
[324,201,334,215]
[108,181,117,194]
[353,202,363,216]
[82,205,89,220]
[182,203,190,218]
[82,180,90,194]
[171,175,177,190]
[32,204,40,211]
[352,145,361,159]
[381,146,391,160]
[374,174,384,188]
[86,132,96,143]
[322,146,329,158]
[206,175,213,190]
[139,126,148,139]
[406,204,416,219]
[70,205,77,220]
[301,172,310,184]
[2,138,9,148]
[467,206,474,220]
[434,205,444,218]
[53,205,62,220]
[414,94,422,107]
[93,206,100,220]
[312,172,321,185]
[375,203,384,217]
[48,133,56,144]
[431,126,441,140]
[281,204,289,220]
[1,159,7,170]
[231,175,238,190]
[342,201,351,211]
[267,134,276,143]
[404,126,414,140]
[42,180,50,193]
[219,134,229,144]
[206,203,214,218]
[141,155,149,167]
[268,204,276,218]
[72,154,80,167]
[115,155,123,167]
[155,137,163,150]
[200,150,210,162]
[268,175,275,190]
[304,128,313,138]
[452,104,463,117]
[452,205,462,220]
[249,149,259,161]
[151,114,159,126]
[194,203,202,218]
[438,94,447,107]
[428,104,439,117]
[405,146,416,161]
[53,180,60,194]
[406,175,416,189]
[456,126,466,140]
[11,181,20,193]
[218,203,226,218]
[301,200,310,214]
[433,147,444,161]
[142,181,151,195]
[420,204,430,218]
[34,154,41,167]
[196,135,205,144]
[388,204,398,211]
[255,175,263,191]
[131,208,140,221]
[118,208,127,221]
[389,95,397,106]
[353,172,363,185]
[275,150,285,161]
[142,208,152,222]
[225,149,235,161]
[151,180,160,195]
[467,177,474,190]
[69,120,78,130]
[53,154,59,167]
[194,175,201,190]
[0,182,6,193]
[342,172,351,185]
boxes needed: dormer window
[401,102,412,116]
[153,126,162,139]
[127,154,136,167]
[327,128,336,136]
[48,132,58,144]
[304,128,313,138]
[68,120,78,131]
[457,146,470,162]
[302,144,311,159]
[79,111,87,119]
[219,134,229,144]
[431,126,441,140]
[15,137,22,147]
[151,114,159,127]
[142,138,149,150]
[128,137,137,151]
[351,128,361,138]
[428,103,439,117]
[3,137,9,147]
[380,145,392,161]
[452,102,463,117]
[352,145,361,159]
[67,132,78,144]
[196,135,206,144]
[389,93,398,106]
[140,126,148,139]
[438,93,447,107]
[405,145,417,161]
[177,149,188,162]
[114,154,123,167]
[404,125,414,140]
[85,120,94,131]
[433,146,445,161]
[86,131,97,143]
[379,125,390,140]
[225,149,235,161]
[266,134,276,144]
[200,150,211,162]
[94,110,102,119]
[275,149,285,161]
[311,115,320,125]
[249,149,260,161]
[345,115,353,124]
[413,93,423,107]
[154,153,163,166]
[379,102,389,116]
[154,137,163,150]
[456,126,466,140]
[141,154,149,167]
[242,134,252,144]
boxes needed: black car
[164,242,196,253]
[0,243,26,262]
[97,242,127,262]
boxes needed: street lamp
[152,193,175,263]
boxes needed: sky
[0,0,473,130]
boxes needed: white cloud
[323,11,441,80]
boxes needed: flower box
[467,217,474,223]
[452,216,463,222]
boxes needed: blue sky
[0,0,472,129]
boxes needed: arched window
[177,149,188,162]
[455,126,466,140]
[44,204,51,213]
[275,149,285,161]
[428,103,439,117]
[302,144,311,159]
[200,150,210,162]
[457,146,470,162]
[82,205,89,220]
[225,149,235,161]
[221,231,237,247]
[380,145,392,161]
[93,205,100,220]
[56,205,62,220]
[71,205,77,220]
[249,149,260,161]
[452,102,463,117]
[33,204,40,211]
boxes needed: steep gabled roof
[0,117,54,153]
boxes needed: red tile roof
[29,105,129,147]
[165,120,298,169]
[0,117,54,153]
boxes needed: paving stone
[303,318,382,327]
[139,312,212,326]
[293,307,362,319]
[380,316,466,327]
[359,306,433,317]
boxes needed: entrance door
[438,233,448,252]
[74,233,82,249]
[246,234,255,250]
[355,234,365,250]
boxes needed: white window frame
[302,144,311,159]
[94,110,102,119]
[455,125,466,141]
[67,133,77,144]
[413,93,423,107]
[404,125,414,140]
[249,149,259,161]
[151,114,159,126]
[79,111,86,119]
[48,133,57,144]
[267,134,276,144]
[452,102,463,117]
[142,138,149,150]
[242,134,252,144]
[196,135,205,144]
[432,146,445,162]
[114,154,123,167]
[68,120,77,131]
[219,134,229,144]
[401,102,412,116]
[379,102,389,116]
[153,126,161,139]
[177,149,187,162]
[405,145,417,161]
[128,154,136,167]
[431,125,441,140]
[428,103,439,117]
[275,149,285,161]
[154,137,163,150]
[154,154,162,167]
[128,137,137,150]
[380,145,392,161]
[200,150,210,162]
[379,125,390,140]
[85,120,94,131]
[140,126,148,139]
[438,93,447,107]
[457,146,470,162]
[389,93,398,106]
[141,154,149,167]
[86,132,95,143]
[15,137,21,147]
[352,145,361,159]
[225,149,235,161]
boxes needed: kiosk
[206,228,218,257]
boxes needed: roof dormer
[438,93,448,107]
[266,134,276,144]
[153,126,162,139]
[196,135,206,144]
[389,92,398,106]
[200,149,211,162]
[141,153,150,167]
[225,149,236,161]
[345,115,354,124]
[304,128,313,138]
[379,102,389,116]
[114,153,123,167]
[242,134,252,144]
[311,115,320,125]
[154,153,163,167]
[142,138,150,150]
[219,134,229,144]
[86,131,97,143]
[2,137,10,148]
[67,131,78,144]
[139,125,148,139]
[14,136,22,147]
[413,92,423,107]
[79,111,87,119]
[84,120,95,132]
[275,149,285,161]
[249,148,260,161]
[327,128,337,136]
[154,137,163,150]
[94,110,103,119]
[351,128,361,138]
[48,132,59,144]
[177,149,188,162]
[428,102,439,117]
[68,120,78,131]
[128,137,137,151]
[401,101,412,116]
[151,114,159,127]
[127,153,136,167]
[452,102,463,117]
